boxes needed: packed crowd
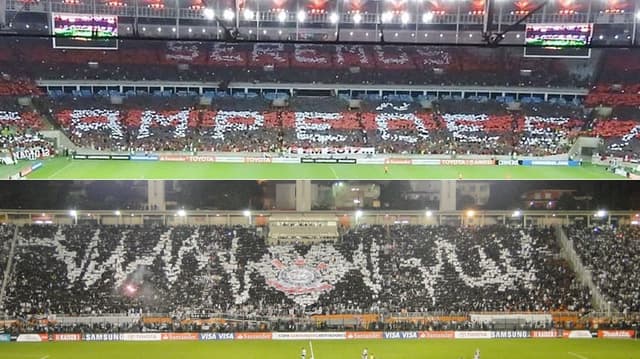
[0,110,54,162]
[583,51,640,160]
[0,41,639,159]
[567,225,640,313]
[2,223,594,320]
[43,96,591,156]
[371,225,591,313]
[0,38,589,88]
[0,90,636,159]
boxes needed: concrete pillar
[275,183,296,210]
[439,180,457,211]
[295,180,312,212]
[0,0,5,28]
[147,181,166,211]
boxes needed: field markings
[568,352,589,359]
[40,355,49,359]
[329,166,338,179]
[43,159,75,179]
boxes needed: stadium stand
[40,95,592,156]
[0,38,589,87]
[0,108,52,160]
[567,225,640,313]
[3,224,591,319]
[0,38,638,161]
[582,50,640,160]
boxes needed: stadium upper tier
[0,38,593,88]
[2,224,593,317]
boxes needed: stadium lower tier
[3,103,640,163]
[1,224,600,317]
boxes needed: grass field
[1,339,639,359]
[0,158,624,180]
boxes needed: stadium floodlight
[114,210,121,216]
[223,8,235,21]
[381,11,393,23]
[243,8,255,20]
[278,11,287,23]
[297,10,306,22]
[595,209,607,218]
[177,209,186,217]
[203,8,215,20]
[243,210,251,217]
[400,11,410,24]
[466,209,475,218]
[69,210,77,217]
[426,210,433,217]
[329,12,339,24]
[355,210,363,219]
[353,12,362,24]
[512,210,522,217]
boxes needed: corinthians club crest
[268,258,332,295]
[251,244,352,305]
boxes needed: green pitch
[1,339,639,359]
[0,157,623,180]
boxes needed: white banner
[214,157,243,163]
[288,147,375,155]
[272,332,346,340]
[13,147,51,161]
[271,157,301,164]
[411,159,442,165]
[356,158,385,165]
[567,330,592,339]
[121,333,162,341]
[17,334,48,342]
[454,331,492,339]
